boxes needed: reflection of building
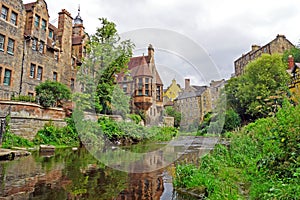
[0,0,87,99]
[209,79,226,109]
[234,34,294,77]
[287,55,300,99]
[174,79,212,129]
[163,78,182,103]
[117,45,164,125]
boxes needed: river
[0,136,218,200]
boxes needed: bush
[35,80,71,107]
[11,95,36,103]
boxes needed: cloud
[23,0,300,83]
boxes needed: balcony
[134,96,153,110]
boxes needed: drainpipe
[19,36,31,95]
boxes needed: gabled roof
[128,55,149,70]
[133,57,152,78]
[176,86,208,100]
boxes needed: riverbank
[174,101,300,199]
[0,148,31,161]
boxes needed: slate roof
[176,86,208,100]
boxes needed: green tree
[282,47,300,63]
[165,106,181,128]
[76,18,134,114]
[111,85,130,118]
[226,54,290,121]
[35,80,71,107]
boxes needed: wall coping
[0,100,64,111]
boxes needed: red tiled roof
[128,55,150,70]
[133,57,152,78]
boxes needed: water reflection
[0,137,216,199]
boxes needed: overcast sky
[24,0,300,87]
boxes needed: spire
[74,4,83,25]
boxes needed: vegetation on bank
[1,114,178,149]
[174,100,300,199]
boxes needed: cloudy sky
[24,0,300,87]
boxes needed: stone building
[234,34,294,77]
[210,79,226,110]
[117,45,164,126]
[0,0,87,99]
[163,78,182,103]
[174,78,212,130]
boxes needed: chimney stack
[251,44,260,52]
[185,79,190,89]
[288,55,294,70]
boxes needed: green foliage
[111,85,130,118]
[33,118,79,146]
[2,132,34,148]
[11,95,36,103]
[226,54,290,121]
[223,109,241,131]
[282,47,300,63]
[174,100,300,199]
[77,18,134,114]
[165,106,181,128]
[127,114,142,124]
[35,80,71,107]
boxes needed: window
[10,11,17,25]
[39,41,44,53]
[41,19,46,30]
[54,51,59,61]
[37,66,43,80]
[1,6,8,20]
[7,38,14,54]
[156,86,161,101]
[32,38,37,50]
[53,72,57,81]
[30,64,35,78]
[3,69,11,86]
[70,78,75,90]
[137,78,143,96]
[123,83,127,93]
[48,30,53,38]
[0,34,4,51]
[34,15,40,27]
[145,78,150,96]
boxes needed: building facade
[163,78,182,103]
[0,0,87,100]
[210,79,226,109]
[117,45,164,126]
[174,79,212,130]
[234,34,294,77]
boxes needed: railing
[0,90,18,101]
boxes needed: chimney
[251,44,260,52]
[185,79,190,89]
[148,44,154,61]
[288,55,294,70]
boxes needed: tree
[35,81,71,107]
[111,85,130,118]
[282,47,300,63]
[225,54,290,121]
[165,106,181,128]
[76,18,134,114]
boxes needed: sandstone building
[117,45,164,125]
[174,78,212,130]
[0,0,87,100]
[163,78,182,103]
[234,34,294,77]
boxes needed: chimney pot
[185,79,190,89]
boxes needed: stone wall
[0,101,66,140]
